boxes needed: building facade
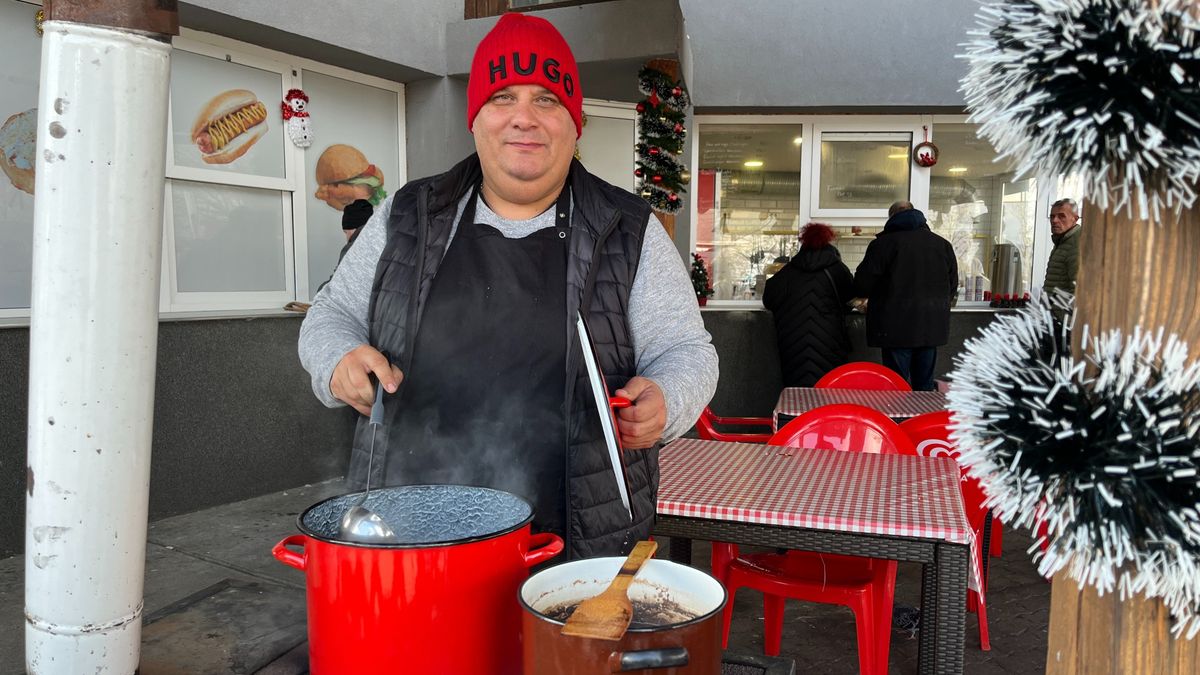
[0,0,1074,556]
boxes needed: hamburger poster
[313,144,386,211]
[299,69,401,298]
[169,50,286,178]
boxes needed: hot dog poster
[170,50,286,178]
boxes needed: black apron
[383,186,571,536]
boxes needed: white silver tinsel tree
[961,0,1200,219]
[948,293,1200,638]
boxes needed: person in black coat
[854,202,958,391]
[763,222,855,387]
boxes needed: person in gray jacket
[298,13,716,559]
[1043,198,1081,296]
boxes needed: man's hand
[330,345,404,416]
[614,377,667,450]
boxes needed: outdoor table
[773,387,948,430]
[654,438,975,675]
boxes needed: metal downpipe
[25,11,173,672]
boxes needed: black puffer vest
[349,155,657,559]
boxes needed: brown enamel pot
[520,557,725,674]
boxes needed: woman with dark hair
[762,222,855,387]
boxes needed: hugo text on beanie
[466,13,583,137]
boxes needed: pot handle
[521,531,564,568]
[608,648,689,671]
[271,534,307,571]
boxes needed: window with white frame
[163,43,299,311]
[813,131,912,216]
[0,21,407,324]
[162,33,406,314]
[693,122,804,301]
[927,121,1040,302]
[690,116,929,305]
[689,115,1073,308]
[0,0,41,319]
[296,68,403,301]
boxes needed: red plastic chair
[694,406,774,444]
[695,406,774,591]
[815,362,912,391]
[897,411,991,651]
[719,404,914,675]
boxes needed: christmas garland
[635,66,690,214]
[961,0,1200,219]
[947,292,1200,638]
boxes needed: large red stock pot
[272,484,562,674]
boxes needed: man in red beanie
[299,13,716,559]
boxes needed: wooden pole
[1044,200,1200,674]
[1073,203,1200,355]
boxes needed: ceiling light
[792,137,803,146]
[887,153,908,159]
[948,166,968,174]
[743,160,764,168]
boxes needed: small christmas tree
[691,253,714,300]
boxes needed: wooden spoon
[561,540,658,641]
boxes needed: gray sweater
[298,192,718,441]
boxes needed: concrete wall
[703,309,1000,418]
[180,0,462,81]
[404,77,477,180]
[678,0,977,110]
[180,0,981,110]
[0,318,354,558]
[0,328,28,560]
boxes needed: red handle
[522,531,564,568]
[271,534,307,571]
[609,396,632,409]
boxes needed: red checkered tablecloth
[658,437,980,589]
[774,388,947,430]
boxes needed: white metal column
[25,21,171,673]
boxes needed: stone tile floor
[0,480,1050,673]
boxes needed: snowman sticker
[281,88,313,148]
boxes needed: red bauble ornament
[668,193,679,202]
[634,168,643,177]
[636,102,645,113]
[649,147,660,156]
[672,87,682,97]
[649,90,660,108]
[652,175,663,183]
[673,123,684,133]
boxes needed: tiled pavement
[0,481,1050,673]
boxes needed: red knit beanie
[466,13,583,138]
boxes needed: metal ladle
[338,382,399,544]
